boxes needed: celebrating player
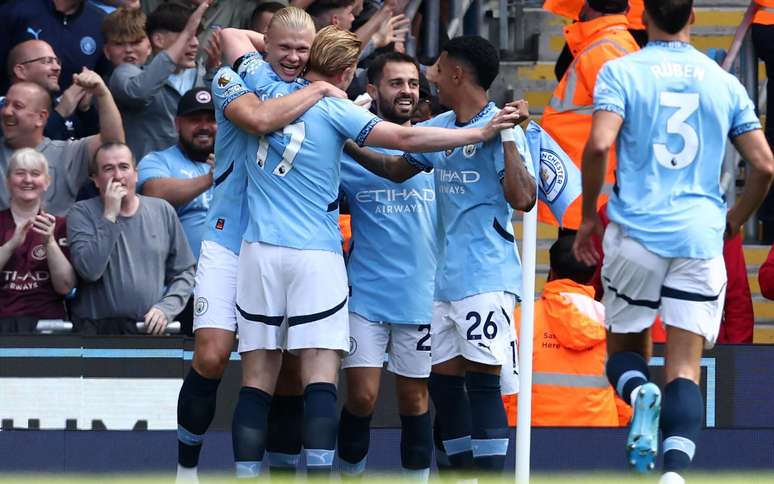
[174,7,346,481]
[337,52,437,480]
[572,0,774,481]
[230,26,524,476]
[343,35,537,475]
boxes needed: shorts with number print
[602,222,727,345]
[193,240,238,332]
[432,291,517,370]
[235,241,350,353]
[341,312,432,378]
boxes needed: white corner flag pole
[516,204,538,484]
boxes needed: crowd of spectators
[0,0,422,336]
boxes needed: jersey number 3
[255,122,306,177]
[653,92,699,170]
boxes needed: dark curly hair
[442,35,500,90]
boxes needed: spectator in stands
[0,0,110,92]
[101,6,152,68]
[0,76,124,215]
[109,1,208,161]
[142,0,260,50]
[539,0,638,232]
[0,148,75,334]
[6,40,100,140]
[504,235,626,427]
[67,141,195,335]
[138,87,214,262]
[250,1,284,34]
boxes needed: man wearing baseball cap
[539,0,639,232]
[137,87,216,333]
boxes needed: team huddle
[174,0,774,482]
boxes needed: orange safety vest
[543,0,644,29]
[754,0,774,25]
[627,0,645,30]
[504,279,625,427]
[543,0,584,20]
[540,15,639,229]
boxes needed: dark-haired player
[337,51,437,480]
[572,0,774,481]
[343,35,537,474]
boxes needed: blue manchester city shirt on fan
[137,145,212,260]
[595,41,761,259]
[341,147,437,324]
[405,102,536,302]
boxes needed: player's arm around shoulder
[343,139,422,183]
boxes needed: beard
[377,95,416,125]
[178,131,213,162]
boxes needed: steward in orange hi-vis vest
[754,0,774,24]
[540,9,639,229]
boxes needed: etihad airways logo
[437,169,480,184]
[355,188,435,203]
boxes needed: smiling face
[154,30,199,69]
[1,84,48,147]
[91,144,138,198]
[13,41,61,93]
[368,61,419,125]
[176,110,216,160]
[264,23,315,81]
[429,51,459,108]
[7,156,50,205]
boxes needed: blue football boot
[627,382,661,473]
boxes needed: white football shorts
[341,312,432,378]
[235,241,350,353]
[602,222,727,345]
[192,240,239,332]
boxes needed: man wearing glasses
[6,39,100,140]
[0,0,109,93]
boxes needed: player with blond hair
[174,7,348,482]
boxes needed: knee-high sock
[266,394,304,471]
[303,382,338,475]
[337,407,372,475]
[428,373,473,470]
[400,412,432,480]
[661,378,703,473]
[606,352,650,405]
[465,372,509,472]
[177,368,221,468]
[232,386,272,478]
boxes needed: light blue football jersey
[242,95,381,253]
[137,145,213,260]
[340,147,437,324]
[595,41,761,259]
[204,53,303,255]
[204,66,253,255]
[405,102,536,302]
